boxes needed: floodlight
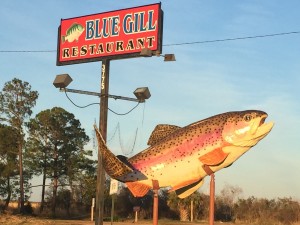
[134,87,151,102]
[164,54,176,62]
[53,74,73,88]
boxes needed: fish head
[77,24,85,32]
[222,110,274,147]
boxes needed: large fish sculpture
[95,110,274,198]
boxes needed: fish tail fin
[126,182,151,197]
[94,125,133,179]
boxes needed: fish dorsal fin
[147,124,181,146]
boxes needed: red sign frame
[57,3,163,65]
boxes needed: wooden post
[134,211,138,223]
[91,198,95,221]
[191,199,194,222]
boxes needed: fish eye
[243,114,252,122]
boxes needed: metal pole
[152,180,159,225]
[111,194,115,225]
[153,189,158,225]
[209,173,215,225]
[95,59,110,225]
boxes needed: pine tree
[0,78,38,213]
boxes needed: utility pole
[95,59,110,225]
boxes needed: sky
[1,0,300,202]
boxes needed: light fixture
[140,48,176,62]
[53,74,151,103]
[134,87,151,102]
[53,74,73,88]
[163,54,176,62]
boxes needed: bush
[23,201,33,215]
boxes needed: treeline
[0,78,96,216]
[113,186,300,225]
[3,180,299,225]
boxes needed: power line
[0,31,299,53]
[0,50,56,53]
[163,31,300,46]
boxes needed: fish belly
[138,155,206,189]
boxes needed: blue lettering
[134,13,139,33]
[86,21,94,40]
[95,19,102,39]
[148,11,156,31]
[102,18,109,38]
[139,12,147,32]
[123,14,133,34]
[111,16,120,36]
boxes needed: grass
[1,215,300,225]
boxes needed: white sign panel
[109,178,119,195]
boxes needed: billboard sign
[57,3,163,65]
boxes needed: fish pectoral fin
[199,148,229,166]
[147,124,181,146]
[126,182,151,197]
[169,179,204,199]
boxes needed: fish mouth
[253,114,274,137]
[235,114,274,147]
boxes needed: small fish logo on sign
[62,23,85,43]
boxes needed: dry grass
[0,216,300,225]
[0,215,228,225]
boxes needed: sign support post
[209,173,215,225]
[111,194,115,225]
[95,59,110,225]
[91,198,95,221]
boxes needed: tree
[0,78,38,213]
[167,191,209,221]
[0,124,18,210]
[216,184,243,222]
[25,107,89,216]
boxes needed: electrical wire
[0,50,56,53]
[64,90,141,115]
[163,31,300,46]
[1,31,299,53]
[64,91,99,108]
[108,102,140,116]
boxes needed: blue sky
[1,0,300,201]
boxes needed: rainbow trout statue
[95,110,274,198]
